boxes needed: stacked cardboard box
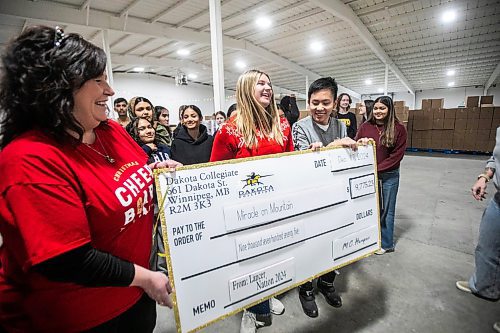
[409,103,499,153]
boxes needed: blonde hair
[235,69,284,148]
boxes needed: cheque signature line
[210,200,349,240]
[331,163,373,173]
[334,242,378,261]
[181,222,354,281]
[223,278,293,308]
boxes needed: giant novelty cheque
[155,144,380,333]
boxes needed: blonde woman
[210,69,292,332]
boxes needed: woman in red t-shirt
[210,69,292,333]
[0,26,177,333]
[355,96,407,255]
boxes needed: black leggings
[83,293,156,333]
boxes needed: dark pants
[299,270,337,293]
[83,293,156,333]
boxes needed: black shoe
[318,281,342,308]
[299,290,319,318]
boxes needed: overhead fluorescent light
[132,67,144,72]
[177,49,190,56]
[446,69,455,76]
[378,88,384,93]
[236,60,246,69]
[256,17,272,29]
[365,79,372,85]
[188,73,198,79]
[310,41,323,52]
[447,82,455,87]
[442,10,456,23]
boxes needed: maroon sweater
[355,121,407,173]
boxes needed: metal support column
[209,0,225,113]
[101,29,115,119]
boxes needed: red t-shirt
[210,116,294,161]
[355,121,407,173]
[0,121,154,332]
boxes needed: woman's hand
[309,142,323,151]
[131,265,174,308]
[471,178,488,201]
[357,137,370,146]
[155,160,183,170]
[327,137,358,151]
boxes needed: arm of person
[291,123,312,151]
[210,124,237,161]
[327,137,359,151]
[472,163,495,201]
[351,112,357,137]
[33,244,174,308]
[377,126,408,172]
[149,159,183,170]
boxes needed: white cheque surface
[156,145,380,333]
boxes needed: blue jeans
[248,300,270,315]
[379,169,400,250]
[469,196,500,301]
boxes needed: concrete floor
[154,152,499,333]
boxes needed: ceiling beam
[119,0,143,17]
[79,0,92,11]
[0,0,359,98]
[310,0,414,95]
[484,62,500,93]
[120,37,156,55]
[149,0,189,24]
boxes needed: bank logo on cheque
[239,172,275,198]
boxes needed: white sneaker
[270,297,285,315]
[240,310,265,333]
[455,281,472,294]
[375,248,386,255]
[493,321,500,333]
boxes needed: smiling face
[373,102,389,123]
[358,101,366,115]
[182,108,201,130]
[134,101,153,121]
[308,88,334,125]
[158,109,169,126]
[137,118,155,144]
[339,94,350,110]
[254,74,273,108]
[73,72,114,131]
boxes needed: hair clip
[54,26,65,47]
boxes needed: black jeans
[299,270,337,293]
[83,293,156,333]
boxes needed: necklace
[84,132,115,164]
[376,124,384,136]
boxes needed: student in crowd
[0,25,175,333]
[356,96,407,254]
[154,105,173,146]
[280,94,300,128]
[210,69,291,333]
[126,97,171,147]
[170,105,213,165]
[336,93,357,139]
[114,97,130,128]
[292,77,367,318]
[456,126,500,333]
[227,103,237,118]
[214,111,227,129]
[364,99,375,121]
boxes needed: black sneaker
[298,290,319,318]
[318,280,342,308]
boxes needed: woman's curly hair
[0,25,107,148]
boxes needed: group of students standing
[0,26,410,333]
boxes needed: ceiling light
[177,49,190,56]
[378,88,384,93]
[365,79,372,85]
[132,67,144,72]
[442,10,456,23]
[256,17,272,29]
[447,82,455,87]
[446,69,455,76]
[310,41,323,52]
[236,60,246,69]
[188,73,198,79]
